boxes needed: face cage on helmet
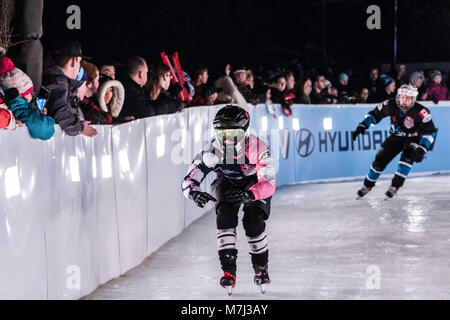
[396,88,417,112]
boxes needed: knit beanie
[338,73,349,81]
[429,69,442,82]
[0,66,34,97]
[382,76,395,88]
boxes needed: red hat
[0,57,14,75]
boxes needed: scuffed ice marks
[85,175,450,300]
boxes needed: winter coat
[214,76,249,111]
[42,56,83,136]
[237,83,260,105]
[426,83,450,102]
[153,89,186,115]
[78,97,112,125]
[117,76,155,119]
[0,84,55,140]
[97,80,125,119]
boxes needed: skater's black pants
[212,176,271,272]
[364,135,417,189]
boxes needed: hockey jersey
[181,134,276,201]
[361,99,437,150]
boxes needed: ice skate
[254,266,270,294]
[356,185,372,199]
[385,185,398,200]
[220,272,236,295]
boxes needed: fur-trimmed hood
[97,80,125,118]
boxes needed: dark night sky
[42,0,450,75]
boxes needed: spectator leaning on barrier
[96,74,126,123]
[293,77,312,104]
[425,69,450,103]
[117,56,155,119]
[0,57,55,140]
[42,38,97,137]
[147,63,186,115]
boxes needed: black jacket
[153,89,186,115]
[118,76,155,119]
[361,99,437,149]
[42,57,84,136]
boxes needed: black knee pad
[242,208,265,237]
[216,204,239,230]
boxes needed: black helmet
[213,105,250,151]
[213,105,250,131]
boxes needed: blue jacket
[0,84,55,140]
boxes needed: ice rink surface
[85,174,450,300]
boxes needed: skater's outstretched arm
[352,100,390,140]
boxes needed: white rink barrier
[0,107,216,299]
[1,102,449,299]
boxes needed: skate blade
[356,196,363,200]
[259,283,268,294]
[224,285,233,295]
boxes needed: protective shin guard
[247,232,269,269]
[392,161,412,188]
[217,229,238,273]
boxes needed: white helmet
[396,84,418,112]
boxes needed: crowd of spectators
[1,38,449,138]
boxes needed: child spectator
[408,71,426,101]
[425,69,450,103]
[0,57,55,139]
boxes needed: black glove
[192,191,217,208]
[351,124,367,141]
[223,189,255,205]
